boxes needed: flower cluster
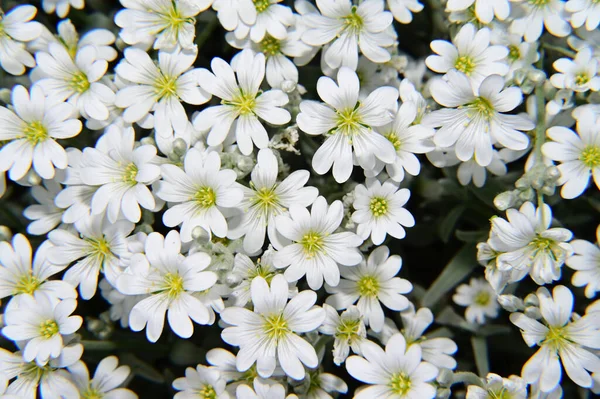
[0,0,598,397]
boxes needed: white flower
[489,201,573,285]
[510,0,571,42]
[273,196,363,289]
[226,23,314,89]
[319,304,367,365]
[510,286,600,392]
[351,178,415,245]
[387,0,424,23]
[0,84,82,180]
[236,379,293,399]
[115,46,209,135]
[566,224,600,298]
[156,149,243,242]
[346,333,438,399]
[0,5,42,75]
[542,108,600,199]
[116,230,218,342]
[41,0,84,18]
[0,234,75,300]
[457,150,508,188]
[423,71,534,167]
[30,19,118,62]
[2,293,82,366]
[69,356,137,399]
[453,277,499,324]
[115,0,210,50]
[48,215,134,299]
[370,101,435,182]
[80,126,161,223]
[0,343,82,399]
[193,49,291,155]
[399,306,458,369]
[490,31,540,82]
[567,0,600,31]
[296,67,398,183]
[220,275,325,380]
[551,48,600,93]
[301,0,394,70]
[325,245,412,332]
[466,373,527,399]
[426,24,509,86]
[446,0,509,23]
[24,179,64,235]
[34,42,115,121]
[230,0,294,43]
[295,367,348,398]
[54,148,96,224]
[229,252,279,306]
[228,148,318,254]
[173,364,229,399]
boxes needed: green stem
[452,371,485,387]
[541,43,576,58]
[533,50,547,215]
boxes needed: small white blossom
[0,5,42,75]
[566,224,600,298]
[466,373,527,399]
[319,304,367,365]
[453,277,499,324]
[221,275,325,380]
[273,196,363,290]
[173,364,229,399]
[326,245,412,332]
[551,48,600,93]
[69,356,137,399]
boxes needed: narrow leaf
[471,336,489,377]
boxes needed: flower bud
[527,69,546,84]
[172,138,188,156]
[524,293,539,307]
[524,306,542,320]
[0,226,12,242]
[281,80,297,93]
[497,294,524,312]
[544,166,561,182]
[436,368,454,386]
[494,191,515,211]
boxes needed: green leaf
[471,336,489,377]
[455,229,488,243]
[439,205,466,243]
[119,353,165,384]
[421,244,477,308]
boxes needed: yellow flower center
[161,4,195,34]
[87,237,112,265]
[14,273,41,295]
[343,6,363,32]
[249,260,277,283]
[197,384,217,399]
[39,319,59,339]
[528,0,551,6]
[543,325,572,351]
[389,372,412,396]
[385,132,402,151]
[299,231,324,258]
[335,317,362,341]
[263,313,289,341]
[468,97,496,121]
[253,0,271,13]
[580,145,600,168]
[474,290,491,306]
[575,73,590,86]
[455,55,476,75]
[369,197,388,217]
[81,387,104,399]
[163,272,185,299]
[357,275,379,297]
[194,186,217,208]
[122,162,138,185]
[223,91,257,115]
[70,71,90,93]
[260,35,281,57]
[488,388,513,399]
[508,45,520,62]
[23,121,49,145]
[252,186,280,214]
[154,73,178,100]
[335,105,364,138]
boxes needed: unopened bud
[436,388,452,399]
[498,294,524,312]
[544,166,561,182]
[524,306,542,320]
[541,185,555,196]
[494,191,515,211]
[513,69,527,86]
[172,138,188,156]
[436,368,454,386]
[531,177,545,190]
[524,293,539,307]
[518,188,534,202]
[515,177,529,189]
[527,69,546,84]
[0,89,11,104]
[225,272,241,286]
[140,137,155,147]
[192,226,210,242]
[281,80,297,93]
[0,226,12,242]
